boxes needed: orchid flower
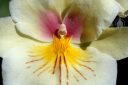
[0,0,128,85]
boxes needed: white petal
[10,0,45,22]
[77,0,122,42]
[2,42,51,85]
[90,27,128,60]
[15,22,53,42]
[0,17,39,58]
[0,17,23,57]
[70,47,117,85]
[116,0,128,13]
[49,0,73,14]
[2,41,117,85]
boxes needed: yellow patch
[26,35,95,85]
[28,35,90,65]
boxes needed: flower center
[53,24,71,56]
[53,35,70,56]
[26,24,95,85]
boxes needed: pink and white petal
[63,6,84,43]
[16,22,53,42]
[10,0,62,42]
[2,41,117,85]
[39,10,61,38]
[0,17,32,57]
[90,28,128,60]
[10,0,74,23]
[75,0,122,42]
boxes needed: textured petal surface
[39,10,61,38]
[90,28,128,60]
[63,6,84,43]
[9,0,73,42]
[0,17,31,57]
[76,0,122,42]
[10,0,122,43]
[116,0,128,12]
[49,0,73,14]
[2,39,117,85]
[10,0,47,23]
[10,0,52,42]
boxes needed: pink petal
[63,9,84,42]
[39,10,61,39]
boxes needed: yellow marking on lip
[26,35,95,85]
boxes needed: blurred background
[0,0,10,17]
[0,0,128,85]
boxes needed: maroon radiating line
[78,58,96,63]
[75,59,96,76]
[59,56,62,85]
[37,65,51,76]
[33,62,48,73]
[27,55,38,57]
[72,66,87,80]
[28,53,43,57]
[48,66,55,74]
[26,66,31,69]
[77,62,95,72]
[52,56,58,74]
[73,75,79,82]
[68,57,93,72]
[63,54,69,85]
[25,58,43,64]
[78,63,96,76]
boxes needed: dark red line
[52,56,58,74]
[72,66,87,80]
[72,58,95,73]
[59,56,62,85]
[25,58,43,64]
[63,54,69,85]
[28,53,42,57]
[33,63,47,73]
[78,63,95,72]
[37,65,51,76]
[75,60,96,76]
[78,63,96,76]
[73,75,79,82]
[28,55,37,57]
[78,58,96,63]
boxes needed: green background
[0,0,10,17]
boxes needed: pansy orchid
[0,0,128,85]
